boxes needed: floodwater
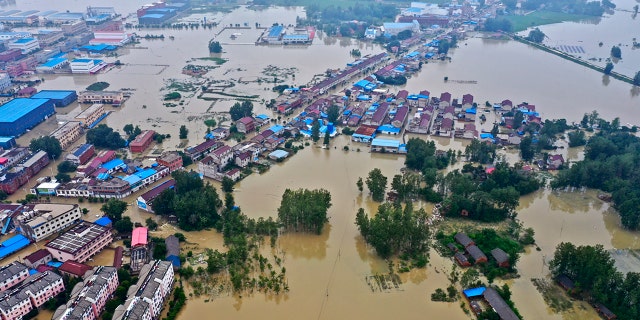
[2,1,640,319]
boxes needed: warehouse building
[0,98,55,136]
[30,90,77,107]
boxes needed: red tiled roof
[24,249,51,264]
[59,260,92,277]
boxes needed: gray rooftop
[0,271,63,311]
[46,221,110,255]
[0,262,28,284]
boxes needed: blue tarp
[1,217,10,234]
[29,269,38,275]
[167,255,181,268]
[135,168,156,180]
[97,173,110,180]
[102,159,125,171]
[463,287,486,298]
[269,125,284,133]
[0,234,31,259]
[95,216,112,227]
[378,125,401,134]
[465,108,477,114]
[357,95,371,101]
[47,261,63,268]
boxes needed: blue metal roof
[31,90,75,100]
[72,58,92,63]
[135,168,156,180]
[465,108,477,114]
[0,136,14,142]
[0,234,30,260]
[13,37,35,44]
[73,144,92,156]
[101,159,125,171]
[47,261,63,268]
[0,98,51,123]
[269,150,289,158]
[141,14,165,19]
[378,125,401,134]
[255,114,269,120]
[371,138,401,148]
[123,175,142,185]
[269,125,284,133]
[268,25,284,38]
[167,255,181,268]
[283,34,308,40]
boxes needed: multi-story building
[209,145,233,168]
[0,73,11,92]
[129,130,155,153]
[0,49,22,63]
[15,204,82,242]
[49,121,82,150]
[236,117,256,133]
[20,151,50,177]
[74,103,105,127]
[35,30,65,47]
[70,59,106,74]
[45,221,113,263]
[89,178,131,199]
[0,147,30,168]
[8,38,40,54]
[130,227,149,273]
[0,262,29,293]
[65,144,95,165]
[136,179,175,213]
[78,91,124,105]
[52,266,119,320]
[61,21,88,36]
[0,272,64,320]
[155,152,182,172]
[112,260,175,320]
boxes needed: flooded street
[2,1,640,319]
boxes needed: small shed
[490,248,510,268]
[454,232,474,248]
[447,243,458,252]
[454,252,471,267]
[467,245,487,264]
[556,274,575,291]
[594,303,617,320]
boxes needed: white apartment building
[15,204,82,242]
[8,38,40,54]
[112,261,174,320]
[53,266,119,320]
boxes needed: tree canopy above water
[277,188,332,234]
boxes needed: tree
[101,199,128,221]
[229,101,253,121]
[437,39,450,54]
[55,172,71,183]
[29,136,62,160]
[525,28,545,43]
[123,124,134,136]
[520,136,535,161]
[634,71,640,86]
[209,40,222,53]
[86,124,126,149]
[611,46,622,59]
[277,188,332,234]
[356,177,363,192]
[366,168,387,202]
[152,189,175,216]
[567,130,586,147]
[323,131,330,146]
[57,161,77,173]
[145,217,158,231]
[114,216,133,234]
[179,125,188,139]
[397,29,412,40]
[222,177,234,193]
[604,62,614,75]
[311,121,320,143]
[327,105,340,124]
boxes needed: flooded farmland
[2,0,640,319]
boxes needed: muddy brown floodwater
[2,1,639,319]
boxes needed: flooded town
[0,0,638,319]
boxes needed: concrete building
[129,130,155,153]
[89,177,131,199]
[53,266,119,320]
[370,138,404,153]
[0,49,22,63]
[75,103,105,127]
[136,179,175,213]
[35,30,64,47]
[156,152,182,172]
[209,145,233,168]
[382,21,420,36]
[49,121,82,150]
[0,98,55,136]
[30,90,77,108]
[0,147,30,168]
[58,260,93,278]
[61,21,88,36]
[15,203,82,242]
[65,144,95,165]
[0,73,11,92]
[8,38,39,54]
[45,221,113,263]
[0,262,29,293]
[236,117,256,133]
[78,91,124,105]
[23,249,52,269]
[70,59,106,74]
[112,260,175,320]
[0,271,64,320]
[130,227,149,274]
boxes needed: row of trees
[229,100,254,121]
[87,124,126,149]
[549,243,640,319]
[356,202,430,266]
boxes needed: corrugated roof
[131,227,148,247]
[371,138,400,148]
[0,98,51,123]
[31,90,76,100]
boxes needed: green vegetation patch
[164,92,182,100]
[504,11,592,32]
[196,57,228,65]
[86,81,110,91]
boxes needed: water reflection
[602,74,610,86]
[279,224,330,260]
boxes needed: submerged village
[0,0,638,320]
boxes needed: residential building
[78,91,124,105]
[0,272,64,320]
[370,138,404,154]
[0,147,30,168]
[382,21,420,36]
[61,21,89,36]
[235,151,252,168]
[156,152,182,172]
[210,127,230,140]
[8,38,40,54]
[466,245,487,264]
[57,260,92,278]
[490,248,510,268]
[21,151,50,177]
[15,204,82,242]
[0,262,29,293]
[454,233,474,248]
[198,155,219,180]
[481,288,519,320]
[66,144,95,165]
[112,260,174,320]
[0,49,22,63]
[184,139,222,161]
[0,73,11,92]
[70,59,107,74]
[49,121,82,150]
[0,98,55,137]
[45,221,113,263]
[35,30,65,47]
[439,92,452,107]
[210,145,233,168]
[130,227,149,273]
[129,130,155,153]
[165,235,180,269]
[23,249,52,269]
[136,179,175,213]
[53,266,119,320]
[89,177,131,199]
[75,103,106,127]
[236,117,256,133]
